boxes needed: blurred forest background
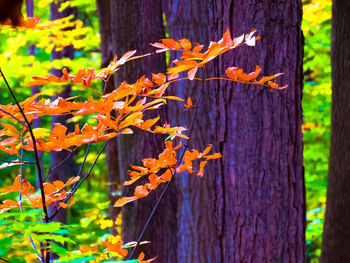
[0,0,331,262]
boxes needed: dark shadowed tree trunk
[26,0,44,186]
[208,0,305,262]
[162,1,217,262]
[321,1,350,262]
[96,0,120,231]
[49,0,78,224]
[110,1,176,261]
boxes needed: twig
[19,130,41,262]
[48,140,109,221]
[0,159,35,164]
[44,148,77,181]
[128,73,206,259]
[0,108,29,129]
[71,142,91,190]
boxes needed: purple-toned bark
[321,1,350,262]
[162,1,217,262]
[49,0,78,225]
[109,1,176,261]
[96,0,120,231]
[207,0,305,262]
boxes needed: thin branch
[19,130,41,262]
[0,159,35,164]
[0,108,29,129]
[128,73,206,259]
[48,140,109,221]
[44,147,77,181]
[71,142,91,190]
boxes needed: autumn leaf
[179,39,192,50]
[160,38,181,50]
[114,196,139,207]
[184,97,196,110]
[197,161,208,177]
[202,153,222,159]
[151,73,166,85]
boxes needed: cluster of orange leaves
[0,73,186,154]
[22,28,286,89]
[0,175,79,212]
[0,28,287,213]
[79,242,154,262]
[114,141,221,207]
[149,28,286,90]
[1,29,286,156]
[0,28,286,214]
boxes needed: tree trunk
[110,1,176,261]
[208,0,305,262]
[96,0,120,231]
[162,1,216,262]
[26,0,44,187]
[49,0,78,224]
[321,1,350,262]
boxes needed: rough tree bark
[110,1,176,261]
[321,1,350,262]
[208,0,305,262]
[96,0,121,230]
[49,0,78,224]
[162,1,217,262]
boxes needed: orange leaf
[168,60,198,76]
[199,144,212,158]
[160,169,172,181]
[196,161,208,177]
[114,196,139,207]
[65,176,80,187]
[138,252,145,261]
[59,196,75,208]
[134,185,149,197]
[161,38,181,50]
[43,183,57,195]
[239,65,262,82]
[139,116,160,131]
[0,199,19,210]
[225,67,242,81]
[203,153,222,159]
[254,73,283,85]
[222,28,233,47]
[192,43,203,53]
[79,245,90,254]
[184,97,196,110]
[179,39,192,50]
[151,73,167,85]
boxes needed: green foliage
[302,0,331,261]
